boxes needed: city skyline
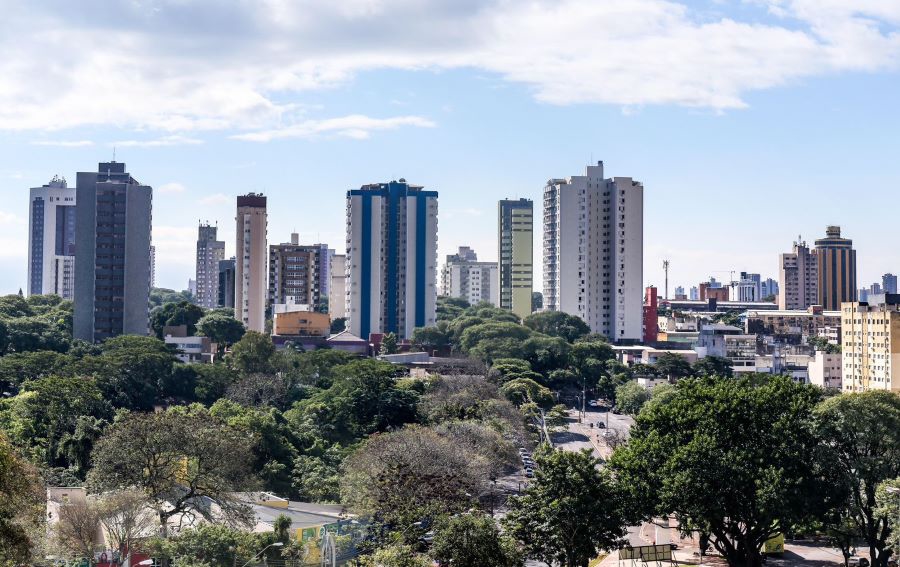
[2,2,900,294]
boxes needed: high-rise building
[543,162,643,341]
[195,223,225,308]
[735,272,762,302]
[218,258,235,308]
[235,194,267,332]
[73,162,152,342]
[761,278,779,300]
[329,253,347,320]
[884,273,898,295]
[778,239,818,310]
[674,285,685,299]
[841,294,900,393]
[149,245,156,288]
[689,286,699,301]
[27,176,76,299]
[815,225,857,311]
[498,199,534,320]
[346,179,438,340]
[268,233,329,311]
[441,247,499,306]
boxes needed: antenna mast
[663,259,670,300]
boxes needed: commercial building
[195,223,225,309]
[27,176,76,299]
[699,283,729,302]
[745,306,841,344]
[735,272,762,302]
[841,295,900,393]
[235,194,267,332]
[695,324,758,373]
[273,307,331,338]
[218,258,235,308]
[761,278,779,300]
[498,199,533,319]
[884,273,898,295]
[346,179,438,340]
[163,325,215,364]
[543,162,643,341]
[674,286,686,300]
[441,247,499,306]
[73,162,152,342]
[808,351,842,389]
[778,239,818,310]
[815,226,857,311]
[269,234,329,312]
[329,253,347,319]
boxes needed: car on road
[588,399,599,407]
[596,422,606,428]
[524,468,534,478]
[611,407,621,414]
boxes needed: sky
[1,0,900,295]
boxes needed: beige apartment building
[841,297,900,392]
[499,198,533,320]
[235,193,268,332]
[778,239,818,310]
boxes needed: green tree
[229,331,275,374]
[149,524,264,567]
[329,317,346,334]
[489,358,543,384]
[436,296,470,322]
[460,322,532,356]
[522,335,570,375]
[523,311,590,343]
[150,300,206,339]
[0,350,70,395]
[0,435,41,565]
[431,512,523,567]
[500,378,554,408]
[88,409,256,537]
[193,363,239,404]
[380,332,399,355]
[77,335,176,409]
[653,352,693,379]
[816,391,900,567]
[504,449,625,567]
[692,355,734,377]
[149,287,196,308]
[532,291,543,311]
[196,312,246,353]
[410,323,451,353]
[611,376,838,567]
[614,381,650,415]
[368,543,432,567]
[875,478,900,562]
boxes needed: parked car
[596,422,606,428]
[525,468,534,478]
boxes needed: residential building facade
[842,295,900,393]
[816,225,857,311]
[27,176,76,299]
[778,239,818,310]
[498,198,533,319]
[218,258,235,308]
[543,162,643,341]
[808,351,842,389]
[73,162,152,342]
[269,234,329,311]
[195,223,225,309]
[235,194,267,332]
[329,253,347,320]
[346,179,438,340]
[441,247,498,306]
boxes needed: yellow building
[841,297,900,392]
[273,310,331,337]
[498,198,533,320]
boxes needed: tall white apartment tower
[543,161,644,341]
[235,194,268,332]
[27,176,77,299]
[346,179,438,340]
[196,222,225,308]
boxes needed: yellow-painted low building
[273,310,331,337]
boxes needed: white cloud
[113,135,203,147]
[30,140,94,147]
[152,225,196,267]
[0,0,897,133]
[232,114,436,142]
[0,211,25,225]
[198,193,231,206]
[158,182,186,194]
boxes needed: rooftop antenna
[112,146,116,162]
[663,259,670,300]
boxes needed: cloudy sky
[1,0,899,294]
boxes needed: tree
[532,291,543,312]
[53,499,103,563]
[151,300,206,339]
[97,489,156,566]
[653,352,693,379]
[410,323,451,354]
[380,332,399,356]
[875,478,900,562]
[521,335,570,375]
[692,355,734,377]
[500,378,554,408]
[614,381,650,414]
[0,350,71,395]
[0,435,41,565]
[196,312,246,352]
[330,317,347,334]
[368,543,432,567]
[431,512,522,567]
[523,311,590,343]
[229,330,275,374]
[460,322,532,355]
[87,410,256,537]
[611,376,838,567]
[148,524,265,567]
[77,335,176,409]
[816,391,900,567]
[489,358,543,384]
[504,449,625,567]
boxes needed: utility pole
[663,259,670,300]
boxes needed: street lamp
[239,542,283,567]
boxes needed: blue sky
[1,0,899,294]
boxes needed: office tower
[195,222,225,308]
[187,279,197,296]
[689,286,699,301]
[761,278,779,300]
[498,198,534,319]
[859,288,869,303]
[235,194,268,332]
[441,247,499,306]
[268,233,329,310]
[870,282,883,296]
[778,239,818,310]
[149,245,156,288]
[218,258,236,308]
[543,162,643,341]
[73,162,152,342]
[27,176,76,299]
[884,273,898,295]
[815,225,857,311]
[842,294,900,393]
[735,272,762,302]
[346,179,438,340]
[674,285,687,300]
[329,253,347,320]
